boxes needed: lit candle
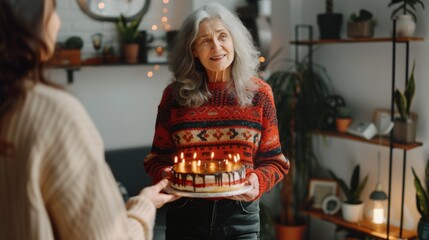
[228,153,232,160]
[233,155,237,163]
[211,152,214,160]
[179,158,185,172]
[193,152,197,160]
[180,152,184,160]
[237,153,240,161]
[174,156,178,164]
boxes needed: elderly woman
[0,0,178,239]
[144,3,290,239]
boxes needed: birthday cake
[170,157,247,193]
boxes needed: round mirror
[77,0,151,22]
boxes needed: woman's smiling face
[193,18,234,75]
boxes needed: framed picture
[308,179,338,209]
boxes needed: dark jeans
[166,198,260,240]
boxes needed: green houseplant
[347,9,376,38]
[412,161,429,239]
[393,60,416,143]
[266,58,332,238]
[116,14,143,63]
[329,164,369,223]
[388,0,425,36]
[388,0,425,21]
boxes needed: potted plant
[412,162,429,239]
[347,9,376,38]
[266,58,332,239]
[329,164,369,223]
[336,106,352,133]
[317,0,343,39]
[116,14,143,63]
[393,60,416,143]
[388,0,425,36]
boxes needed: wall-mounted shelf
[314,130,423,150]
[50,60,168,84]
[291,36,424,45]
[303,209,416,239]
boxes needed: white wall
[286,0,429,238]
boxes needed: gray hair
[168,3,260,107]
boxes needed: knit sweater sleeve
[36,88,156,240]
[144,85,176,183]
[248,80,290,198]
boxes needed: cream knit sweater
[0,83,155,240]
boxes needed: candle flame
[197,160,201,166]
[181,159,185,164]
[174,156,178,163]
[226,159,229,165]
[228,154,232,159]
[193,152,197,159]
[180,152,184,159]
[233,156,237,162]
[211,152,214,159]
[237,153,240,161]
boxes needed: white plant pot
[342,202,364,223]
[396,14,416,37]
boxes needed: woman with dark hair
[144,3,290,239]
[0,0,178,239]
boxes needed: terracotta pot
[275,223,307,240]
[122,43,139,64]
[336,118,352,133]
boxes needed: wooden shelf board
[313,130,422,150]
[303,209,416,239]
[291,37,424,45]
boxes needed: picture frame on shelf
[308,179,338,209]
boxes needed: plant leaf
[404,60,416,116]
[394,89,407,121]
[350,165,360,193]
[412,168,429,221]
[329,170,351,200]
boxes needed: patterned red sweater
[144,78,290,199]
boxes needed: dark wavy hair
[0,0,59,154]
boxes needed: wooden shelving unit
[303,209,416,239]
[291,24,424,239]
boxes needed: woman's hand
[228,173,259,202]
[138,179,180,208]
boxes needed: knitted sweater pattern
[145,78,290,198]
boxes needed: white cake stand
[164,184,252,198]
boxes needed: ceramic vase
[342,202,364,223]
[396,14,416,37]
